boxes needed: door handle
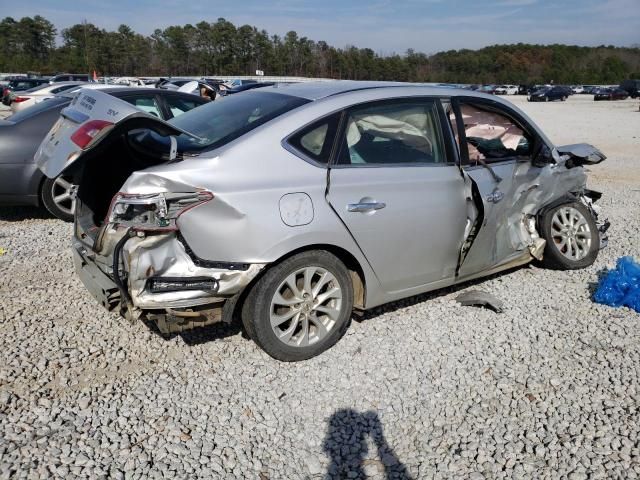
[347,202,386,213]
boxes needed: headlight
[107,191,213,231]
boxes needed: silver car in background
[36,82,609,361]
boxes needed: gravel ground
[0,95,639,479]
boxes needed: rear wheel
[41,175,77,222]
[540,202,599,270]
[241,250,354,361]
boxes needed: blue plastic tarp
[593,256,640,313]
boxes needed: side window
[457,103,531,164]
[288,113,341,165]
[123,95,162,118]
[336,100,446,166]
[164,95,202,118]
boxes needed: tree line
[1,15,639,84]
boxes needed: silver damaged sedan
[36,82,609,361]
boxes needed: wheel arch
[238,243,367,312]
[267,244,367,309]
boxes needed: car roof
[260,80,497,101]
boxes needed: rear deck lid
[35,88,194,178]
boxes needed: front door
[447,99,538,276]
[327,99,467,294]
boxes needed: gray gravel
[1,97,639,479]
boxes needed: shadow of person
[323,409,411,479]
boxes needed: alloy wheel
[50,175,78,217]
[550,206,593,261]
[269,266,343,348]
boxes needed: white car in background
[572,85,585,94]
[494,85,519,95]
[112,77,147,87]
[9,82,88,113]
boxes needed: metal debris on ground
[455,290,505,313]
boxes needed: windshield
[167,91,309,151]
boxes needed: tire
[562,96,567,101]
[241,250,354,361]
[540,201,599,270]
[41,175,77,222]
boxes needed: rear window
[168,91,309,151]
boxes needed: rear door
[326,98,467,294]
[447,97,538,276]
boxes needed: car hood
[35,88,195,179]
[556,143,606,165]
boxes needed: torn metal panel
[460,158,589,277]
[456,290,504,313]
[121,232,264,310]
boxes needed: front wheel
[41,175,77,222]
[540,202,599,270]
[241,250,354,361]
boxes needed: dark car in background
[594,87,629,101]
[528,86,570,102]
[0,88,208,221]
[2,78,50,105]
[619,79,639,98]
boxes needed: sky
[8,0,640,54]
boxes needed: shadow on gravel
[357,264,527,322]
[142,318,244,346]
[324,409,411,479]
[0,206,53,222]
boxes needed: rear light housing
[12,96,29,103]
[106,191,213,231]
[71,120,114,149]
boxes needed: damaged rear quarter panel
[116,121,380,303]
[122,232,265,309]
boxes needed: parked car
[571,85,585,94]
[49,73,90,83]
[155,78,195,90]
[494,85,519,95]
[219,82,275,96]
[619,79,640,98]
[2,78,49,105]
[0,88,208,221]
[528,86,570,102]
[227,79,258,88]
[112,77,147,87]
[477,85,497,94]
[35,82,609,361]
[10,81,87,113]
[594,87,629,101]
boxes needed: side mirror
[533,144,555,167]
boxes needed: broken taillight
[106,191,213,231]
[70,120,114,149]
